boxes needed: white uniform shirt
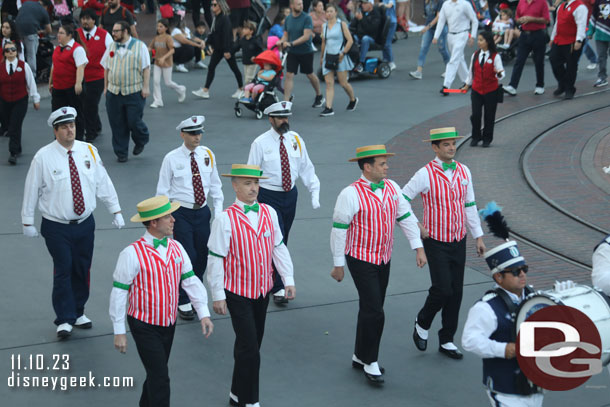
[330,177,423,267]
[206,199,295,301]
[462,286,525,358]
[156,144,224,217]
[247,128,320,200]
[21,140,121,225]
[402,157,484,239]
[109,231,211,334]
[4,58,40,103]
[100,37,151,69]
[434,0,478,39]
[82,26,114,48]
[550,0,588,42]
[59,39,89,67]
[592,237,610,295]
[466,50,506,85]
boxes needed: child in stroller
[235,49,283,119]
[240,62,277,103]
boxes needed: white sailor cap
[176,115,205,134]
[48,106,77,127]
[263,101,292,117]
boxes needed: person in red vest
[49,24,88,141]
[110,195,214,406]
[462,30,505,147]
[1,40,40,165]
[77,8,111,142]
[78,0,105,16]
[330,145,427,385]
[549,0,588,99]
[403,128,486,360]
[207,164,295,407]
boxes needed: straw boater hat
[422,127,464,142]
[348,145,395,162]
[130,196,180,223]
[221,164,268,179]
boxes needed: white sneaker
[409,70,422,79]
[197,60,208,69]
[175,64,189,73]
[587,63,598,70]
[232,89,244,99]
[74,315,92,329]
[177,86,186,103]
[57,323,73,338]
[441,72,446,78]
[503,85,517,95]
[192,88,210,99]
[388,62,396,71]
[150,102,162,108]
[534,87,545,95]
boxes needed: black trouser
[508,29,546,89]
[204,49,243,89]
[549,43,582,94]
[346,255,390,365]
[470,89,498,144]
[174,45,195,65]
[52,87,85,140]
[128,316,176,407]
[417,237,466,344]
[81,78,104,140]
[0,95,28,155]
[192,0,212,26]
[225,290,270,406]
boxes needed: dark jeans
[508,29,546,89]
[174,45,195,65]
[40,215,95,325]
[346,255,390,364]
[417,237,466,344]
[257,186,298,293]
[470,88,498,144]
[0,95,28,155]
[81,79,104,140]
[52,87,85,140]
[204,50,243,89]
[549,42,582,94]
[596,40,609,81]
[173,205,211,305]
[105,91,149,160]
[226,290,270,405]
[128,316,176,407]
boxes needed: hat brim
[268,112,292,117]
[182,129,204,135]
[422,136,464,142]
[348,152,395,162]
[221,173,269,179]
[130,201,181,223]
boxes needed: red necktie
[279,135,291,192]
[68,151,85,216]
[191,152,206,206]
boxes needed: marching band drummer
[592,234,610,296]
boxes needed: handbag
[324,20,343,71]
[497,84,504,103]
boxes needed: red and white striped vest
[224,203,275,299]
[128,238,183,326]
[345,178,399,265]
[421,160,469,243]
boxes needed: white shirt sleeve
[108,247,140,335]
[247,139,263,167]
[464,165,483,239]
[269,207,295,287]
[156,154,172,197]
[206,213,231,301]
[73,46,89,67]
[105,32,113,48]
[208,151,224,217]
[592,242,610,296]
[21,154,43,225]
[402,167,429,200]
[176,241,211,318]
[573,4,588,42]
[23,62,40,103]
[494,53,505,80]
[295,135,321,200]
[391,180,423,249]
[467,2,479,38]
[330,186,359,267]
[91,147,121,214]
[462,300,508,358]
[551,17,558,41]
[100,48,110,69]
[466,52,475,85]
[140,41,151,69]
[434,3,448,39]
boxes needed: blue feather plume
[479,201,510,240]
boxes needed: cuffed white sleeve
[206,213,231,301]
[464,165,484,239]
[109,247,140,335]
[270,207,295,286]
[330,186,358,267]
[391,180,422,249]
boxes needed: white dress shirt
[82,26,113,48]
[4,58,40,103]
[434,0,478,39]
[402,157,484,239]
[59,39,89,67]
[247,128,320,202]
[21,140,121,225]
[100,37,151,69]
[156,144,224,217]
[466,50,506,85]
[330,177,423,267]
[462,286,525,358]
[550,0,588,43]
[592,237,610,296]
[206,199,295,301]
[109,231,211,334]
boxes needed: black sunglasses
[4,47,17,52]
[501,265,528,277]
[211,2,218,5]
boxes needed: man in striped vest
[330,145,427,384]
[109,195,214,406]
[207,164,295,407]
[403,127,486,360]
[100,20,150,163]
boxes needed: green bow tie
[370,180,385,192]
[244,203,259,214]
[442,162,456,171]
[153,237,168,249]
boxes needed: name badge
[52,169,63,175]
[486,59,492,64]
[94,35,100,41]
[16,67,23,72]
[263,231,271,237]
[175,257,182,265]
[461,179,468,185]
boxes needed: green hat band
[231,168,264,177]
[430,131,459,140]
[138,202,172,218]
[356,149,387,158]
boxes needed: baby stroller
[234,50,283,120]
[36,35,54,83]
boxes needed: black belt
[449,30,469,34]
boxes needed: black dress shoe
[470,139,480,147]
[273,294,288,304]
[117,156,128,163]
[482,141,491,148]
[413,326,427,351]
[228,397,239,406]
[351,361,385,374]
[553,87,565,96]
[8,154,17,165]
[364,371,385,384]
[564,91,575,100]
[178,308,195,320]
[440,86,448,96]
[439,346,463,360]
[133,144,145,156]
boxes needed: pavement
[2,19,610,407]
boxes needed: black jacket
[233,35,264,63]
[350,7,382,41]
[208,13,233,52]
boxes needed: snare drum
[515,285,610,365]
